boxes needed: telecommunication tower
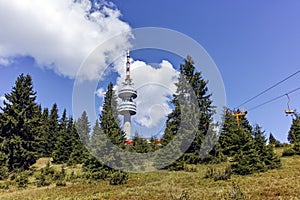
[118,51,137,140]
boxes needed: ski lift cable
[248,86,300,111]
[235,70,300,109]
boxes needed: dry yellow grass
[0,154,300,199]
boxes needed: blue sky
[1,0,300,142]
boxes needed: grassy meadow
[0,149,300,200]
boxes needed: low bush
[109,171,128,185]
[204,166,232,181]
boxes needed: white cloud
[0,0,131,80]
[0,58,11,66]
[96,87,105,99]
[115,59,179,131]
[0,95,6,102]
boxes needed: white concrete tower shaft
[118,51,137,140]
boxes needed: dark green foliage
[288,115,300,143]
[130,133,150,153]
[75,111,90,145]
[35,108,50,157]
[252,125,281,170]
[231,124,266,175]
[0,151,9,180]
[82,153,110,181]
[0,74,40,172]
[52,110,72,164]
[161,56,216,169]
[47,104,60,156]
[100,82,126,147]
[68,113,90,165]
[232,148,266,175]
[219,108,252,157]
[109,170,128,185]
[88,83,129,171]
[200,142,226,164]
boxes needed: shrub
[35,162,55,187]
[56,180,66,187]
[109,171,128,185]
[204,166,232,181]
[15,172,29,188]
[204,167,215,179]
[0,181,11,190]
[282,143,300,157]
[35,173,51,187]
[214,166,232,181]
[0,165,9,180]
[184,165,197,172]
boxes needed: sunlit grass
[0,151,300,199]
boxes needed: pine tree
[159,56,217,169]
[231,131,265,175]
[100,82,126,147]
[52,109,72,164]
[219,108,253,157]
[0,74,40,171]
[288,115,300,143]
[131,133,150,153]
[252,125,281,170]
[43,103,59,157]
[75,111,90,145]
[269,133,281,147]
[68,112,90,165]
[35,107,50,157]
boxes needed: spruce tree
[252,125,281,170]
[100,82,126,147]
[68,112,90,165]
[35,108,50,157]
[44,103,59,157]
[88,83,128,171]
[75,111,90,145]
[219,108,252,157]
[131,133,150,153]
[0,74,40,171]
[52,109,72,164]
[159,56,217,168]
[269,133,281,147]
[231,130,265,175]
[288,115,300,143]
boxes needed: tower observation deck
[118,51,137,140]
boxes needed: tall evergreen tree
[219,108,252,157]
[52,109,72,164]
[75,111,90,145]
[269,133,280,147]
[35,107,50,157]
[288,115,300,143]
[100,82,126,147]
[252,125,281,170]
[43,103,59,157]
[0,74,40,171]
[160,56,217,167]
[68,112,90,165]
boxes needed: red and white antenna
[125,50,131,81]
